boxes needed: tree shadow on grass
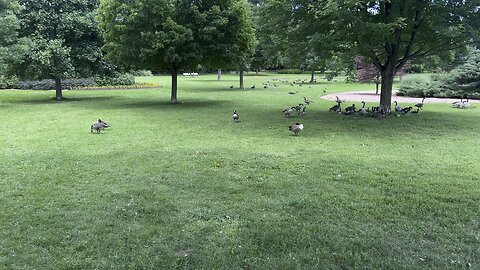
[5,96,116,105]
[102,99,232,110]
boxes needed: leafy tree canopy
[98,0,256,102]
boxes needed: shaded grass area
[0,74,479,269]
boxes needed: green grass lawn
[0,73,478,269]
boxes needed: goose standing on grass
[288,91,298,95]
[461,98,470,108]
[394,101,402,112]
[415,97,425,110]
[411,108,420,114]
[335,96,346,104]
[283,107,295,117]
[303,97,313,105]
[251,85,256,89]
[288,123,304,136]
[91,119,110,133]
[232,111,239,122]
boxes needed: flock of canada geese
[91,76,472,136]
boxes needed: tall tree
[98,0,256,102]
[330,0,477,109]
[260,0,341,81]
[16,0,103,101]
[0,0,28,81]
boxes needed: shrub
[0,76,19,89]
[276,69,304,74]
[16,78,96,90]
[93,73,135,86]
[130,70,153,76]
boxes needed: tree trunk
[55,76,62,101]
[375,82,379,95]
[310,69,315,83]
[217,69,222,81]
[379,63,396,110]
[239,68,244,89]
[171,64,178,103]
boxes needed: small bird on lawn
[230,85,234,89]
[288,123,304,136]
[232,111,239,122]
[91,119,110,133]
[251,85,256,89]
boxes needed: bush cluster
[14,73,136,90]
[398,49,480,99]
[16,78,96,90]
[129,70,153,76]
[0,76,19,89]
[93,73,135,86]
[276,69,304,74]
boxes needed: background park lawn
[0,73,478,269]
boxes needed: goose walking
[415,97,425,110]
[288,123,304,136]
[91,119,110,133]
[232,111,239,122]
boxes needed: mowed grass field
[0,73,478,269]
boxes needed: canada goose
[283,107,295,117]
[299,106,307,116]
[401,106,413,114]
[411,108,420,114]
[288,123,304,136]
[358,101,367,115]
[294,103,304,112]
[303,97,313,105]
[329,102,341,112]
[461,98,470,108]
[232,111,239,122]
[335,96,346,103]
[264,85,268,88]
[394,101,402,112]
[91,119,110,133]
[415,97,425,110]
[344,104,356,114]
[251,85,255,89]
[452,98,463,107]
[288,91,298,95]
[230,85,234,89]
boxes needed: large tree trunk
[379,63,396,110]
[171,64,178,103]
[217,69,222,81]
[375,82,379,95]
[239,68,244,89]
[55,76,62,101]
[310,69,315,83]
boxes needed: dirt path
[321,91,478,104]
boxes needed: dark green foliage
[129,70,153,77]
[93,73,135,87]
[399,49,480,98]
[16,78,96,90]
[15,0,104,100]
[98,0,256,102]
[276,69,304,74]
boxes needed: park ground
[0,73,478,269]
